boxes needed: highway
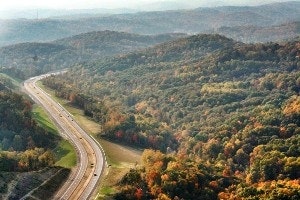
[23,72,105,200]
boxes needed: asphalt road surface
[23,72,105,200]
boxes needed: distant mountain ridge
[84,34,237,74]
[0,30,185,78]
[0,1,299,47]
[53,30,185,51]
[212,21,300,43]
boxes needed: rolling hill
[42,33,300,199]
[0,1,299,47]
[0,31,185,78]
[0,2,299,198]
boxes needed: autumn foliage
[41,34,300,199]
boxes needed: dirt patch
[0,167,69,200]
[94,139,143,199]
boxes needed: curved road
[23,72,105,200]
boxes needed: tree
[12,135,23,151]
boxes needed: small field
[54,140,77,168]
[39,82,143,199]
[32,105,58,134]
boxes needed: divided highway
[23,72,105,200]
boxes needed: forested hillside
[0,1,299,46]
[42,34,300,199]
[0,31,184,79]
[0,77,58,172]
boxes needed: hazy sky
[0,0,298,10]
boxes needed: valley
[0,1,299,199]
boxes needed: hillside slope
[0,31,184,78]
[42,34,300,199]
[0,75,70,199]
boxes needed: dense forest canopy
[42,33,300,199]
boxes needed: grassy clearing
[96,139,142,199]
[32,105,58,134]
[54,140,77,168]
[100,186,116,197]
[99,139,141,167]
[32,105,76,168]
